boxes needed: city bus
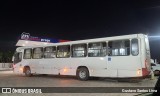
[12,34,151,80]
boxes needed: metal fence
[0,63,12,68]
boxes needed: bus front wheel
[77,67,89,81]
[24,67,32,77]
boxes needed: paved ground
[0,71,158,96]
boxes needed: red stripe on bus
[142,68,150,76]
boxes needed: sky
[0,0,160,60]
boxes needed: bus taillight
[142,59,150,76]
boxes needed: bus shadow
[89,77,144,83]
[31,74,78,80]
[17,74,150,83]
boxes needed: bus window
[13,52,22,64]
[24,49,32,59]
[33,48,43,59]
[71,44,87,57]
[88,42,106,57]
[57,45,70,58]
[131,39,139,56]
[108,40,130,56]
[44,47,56,58]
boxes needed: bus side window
[71,44,87,57]
[108,40,130,56]
[33,48,43,59]
[44,47,56,58]
[57,45,70,58]
[131,39,139,56]
[24,49,32,59]
[88,42,106,57]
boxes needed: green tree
[0,51,14,63]
[4,51,14,63]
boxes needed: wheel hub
[79,71,86,78]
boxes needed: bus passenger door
[107,40,131,78]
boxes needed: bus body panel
[108,56,142,77]
[13,34,151,79]
[138,34,151,77]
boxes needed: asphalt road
[0,71,158,96]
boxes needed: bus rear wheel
[24,67,32,77]
[77,67,89,81]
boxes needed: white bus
[12,34,151,80]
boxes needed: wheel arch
[76,66,90,75]
[23,66,30,73]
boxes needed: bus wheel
[25,67,32,77]
[77,67,89,81]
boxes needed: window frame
[71,43,87,57]
[108,39,130,56]
[32,47,44,59]
[44,46,56,58]
[88,42,107,57]
[56,45,70,58]
[23,48,32,59]
[131,38,139,56]
[13,52,22,64]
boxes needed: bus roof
[16,33,146,51]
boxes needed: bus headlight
[19,67,23,71]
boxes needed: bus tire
[76,67,89,81]
[24,67,32,77]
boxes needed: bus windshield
[13,52,22,64]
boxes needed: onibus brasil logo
[1,88,42,93]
